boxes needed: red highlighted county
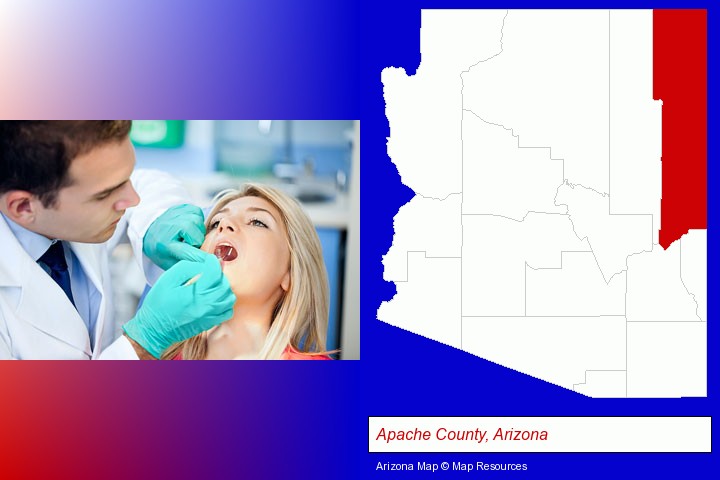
[654,9,707,249]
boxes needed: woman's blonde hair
[161,183,330,360]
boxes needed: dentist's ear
[2,190,37,226]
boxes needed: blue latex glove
[123,254,235,358]
[143,204,207,271]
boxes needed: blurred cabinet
[215,120,289,176]
[289,120,354,178]
[214,120,354,181]
[317,227,344,352]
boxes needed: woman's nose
[218,217,235,233]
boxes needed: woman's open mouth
[214,243,238,262]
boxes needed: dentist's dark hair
[0,121,132,207]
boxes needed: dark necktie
[38,241,76,307]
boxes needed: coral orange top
[173,345,332,360]
[281,345,332,360]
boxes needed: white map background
[378,9,706,398]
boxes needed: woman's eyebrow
[247,206,277,223]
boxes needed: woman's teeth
[214,244,237,262]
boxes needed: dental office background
[111,120,359,359]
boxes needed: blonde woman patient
[162,184,332,360]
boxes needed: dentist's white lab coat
[0,169,191,360]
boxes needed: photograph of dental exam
[0,120,359,360]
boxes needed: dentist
[0,121,235,359]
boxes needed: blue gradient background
[0,1,717,479]
[0,0,359,118]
